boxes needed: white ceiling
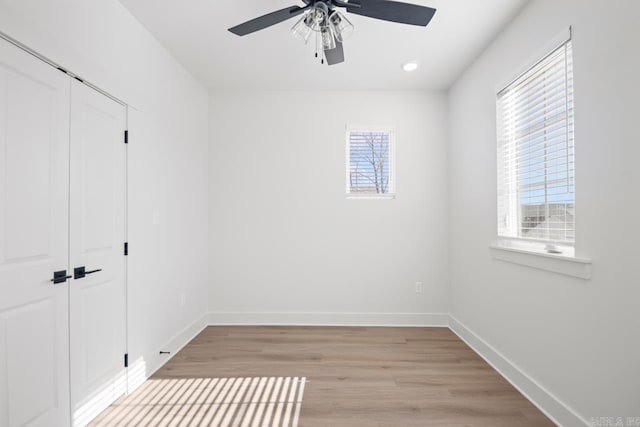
[118,0,528,91]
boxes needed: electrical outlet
[415,282,423,294]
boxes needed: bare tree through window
[348,130,392,194]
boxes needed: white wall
[5,0,637,423]
[209,91,449,325]
[0,0,209,386]
[448,0,640,425]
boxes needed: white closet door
[0,39,71,427]
[69,80,126,427]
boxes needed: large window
[497,40,574,248]
[346,127,395,196]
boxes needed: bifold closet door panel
[69,80,126,426]
[0,39,71,427]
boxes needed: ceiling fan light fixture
[320,24,336,50]
[291,14,314,44]
[329,11,354,42]
[312,2,329,29]
[403,62,418,72]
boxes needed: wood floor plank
[90,326,554,426]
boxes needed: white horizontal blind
[347,130,393,194]
[497,40,574,244]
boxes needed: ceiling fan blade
[346,0,436,26]
[325,41,345,65]
[228,5,307,36]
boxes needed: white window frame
[495,28,576,258]
[345,125,396,199]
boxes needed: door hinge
[124,353,129,368]
[124,242,128,256]
[124,130,128,144]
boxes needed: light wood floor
[91,326,554,426]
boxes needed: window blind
[497,40,574,244]
[347,130,393,194]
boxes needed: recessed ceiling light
[402,62,418,72]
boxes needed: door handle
[51,270,72,284]
[74,266,103,280]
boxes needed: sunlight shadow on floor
[90,376,307,427]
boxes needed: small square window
[345,127,395,197]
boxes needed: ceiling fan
[228,0,436,65]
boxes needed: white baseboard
[208,311,449,327]
[448,315,589,427]
[127,312,208,393]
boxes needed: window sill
[346,193,396,199]
[489,244,592,280]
